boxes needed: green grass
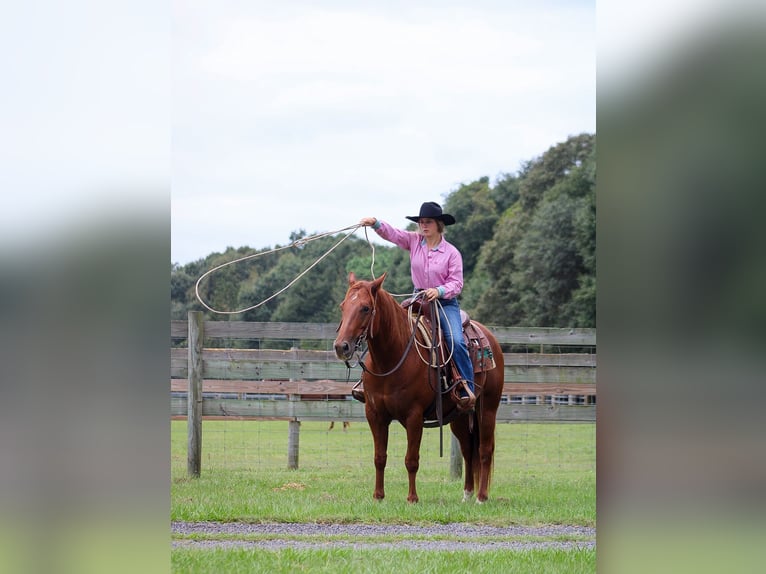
[171,420,595,572]
[172,547,596,574]
[171,420,595,525]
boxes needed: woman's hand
[423,288,440,301]
[359,217,377,227]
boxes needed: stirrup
[351,380,365,403]
[453,380,476,412]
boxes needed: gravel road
[172,521,595,552]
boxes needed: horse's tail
[470,407,493,491]
[470,416,481,489]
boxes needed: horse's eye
[361,306,371,314]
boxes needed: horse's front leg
[368,414,390,500]
[404,417,424,503]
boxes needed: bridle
[338,288,426,378]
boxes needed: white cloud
[172,2,595,264]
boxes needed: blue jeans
[437,298,474,392]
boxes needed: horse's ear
[348,271,357,285]
[371,272,387,295]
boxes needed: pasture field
[171,420,595,524]
[171,420,595,572]
[172,546,596,574]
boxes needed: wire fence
[171,319,596,481]
[170,419,595,478]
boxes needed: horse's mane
[347,279,410,345]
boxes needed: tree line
[171,133,595,328]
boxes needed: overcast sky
[171,0,596,264]
[1,1,747,267]
[0,1,594,266]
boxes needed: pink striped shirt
[373,220,464,299]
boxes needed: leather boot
[351,379,365,403]
[453,380,476,412]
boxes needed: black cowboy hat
[405,202,456,226]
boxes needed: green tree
[237,250,298,322]
[238,233,372,323]
[512,193,584,326]
[171,134,596,328]
[468,202,526,324]
[443,177,500,277]
[491,173,521,213]
[271,236,344,323]
[469,133,596,327]
[517,133,594,212]
[186,246,272,318]
[345,245,398,283]
[564,150,596,326]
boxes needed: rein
[345,292,427,378]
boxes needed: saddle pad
[465,321,496,373]
[406,303,495,373]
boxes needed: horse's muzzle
[333,339,353,361]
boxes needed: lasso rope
[410,298,456,368]
[195,223,380,315]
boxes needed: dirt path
[172,521,595,552]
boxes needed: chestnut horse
[333,272,504,503]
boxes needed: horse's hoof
[462,491,474,503]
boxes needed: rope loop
[194,223,375,315]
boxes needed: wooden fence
[172,312,596,475]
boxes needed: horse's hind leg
[450,418,475,502]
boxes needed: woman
[359,201,475,411]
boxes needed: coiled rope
[409,298,456,368]
[195,223,379,315]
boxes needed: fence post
[450,434,462,480]
[187,311,203,478]
[287,394,300,469]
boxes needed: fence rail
[172,313,596,474]
[170,318,597,420]
[171,320,596,345]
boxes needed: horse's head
[333,271,386,361]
